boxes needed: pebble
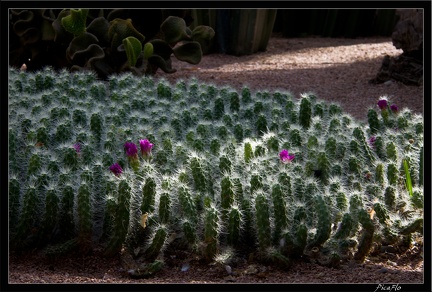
[181,263,190,272]
[378,268,389,273]
[381,245,398,254]
[223,275,236,282]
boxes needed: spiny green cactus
[203,204,219,261]
[311,195,332,247]
[227,204,242,247]
[77,180,92,251]
[354,209,375,262]
[334,213,354,240]
[353,127,375,165]
[158,193,171,225]
[39,185,60,243]
[254,192,272,251]
[220,176,235,221]
[190,157,207,194]
[367,108,380,135]
[141,177,156,214]
[14,180,40,247]
[386,163,398,186]
[105,178,131,256]
[386,141,398,162]
[299,96,312,129]
[9,176,21,232]
[145,225,168,261]
[90,112,104,142]
[271,184,288,244]
[8,68,424,269]
[59,183,76,240]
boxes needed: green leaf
[148,55,176,74]
[160,16,190,44]
[123,36,142,67]
[143,42,154,60]
[173,41,202,64]
[192,25,215,43]
[403,159,413,197]
[61,9,89,36]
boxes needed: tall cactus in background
[299,95,312,129]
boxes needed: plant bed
[8,66,424,283]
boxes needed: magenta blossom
[390,104,398,113]
[279,149,295,163]
[377,99,388,110]
[109,163,123,176]
[124,142,138,157]
[139,139,153,157]
[73,142,81,153]
[368,136,376,148]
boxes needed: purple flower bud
[73,142,81,153]
[377,99,388,110]
[390,104,398,113]
[368,136,376,148]
[139,139,153,157]
[279,149,295,163]
[124,142,138,157]
[109,163,123,176]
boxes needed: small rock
[378,268,389,273]
[181,263,190,272]
[223,275,236,282]
[244,265,258,275]
[381,245,398,254]
[384,80,393,85]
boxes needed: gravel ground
[154,33,424,122]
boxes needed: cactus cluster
[9,67,424,271]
